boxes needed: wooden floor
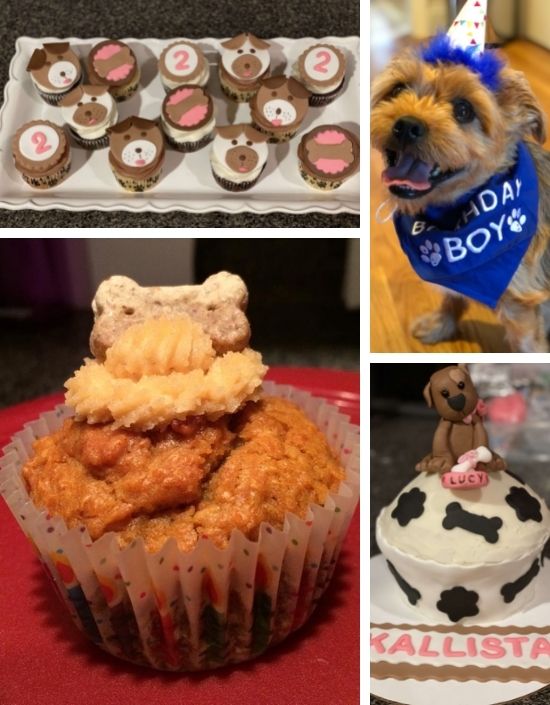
[370,40,550,353]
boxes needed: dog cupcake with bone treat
[26,42,82,105]
[87,40,140,101]
[294,44,347,106]
[210,124,269,191]
[249,75,310,142]
[158,40,210,92]
[12,120,71,189]
[59,84,118,150]
[219,32,271,102]
[107,116,165,192]
[161,85,215,152]
[298,124,360,190]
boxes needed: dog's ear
[498,68,547,144]
[260,75,288,90]
[248,34,270,51]
[288,77,310,100]
[423,381,433,408]
[221,34,246,50]
[457,363,469,373]
[27,48,46,71]
[59,85,83,107]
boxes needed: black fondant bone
[501,559,540,604]
[442,501,503,544]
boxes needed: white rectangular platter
[0,36,359,214]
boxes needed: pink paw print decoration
[441,446,491,490]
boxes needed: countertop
[370,411,550,705]
[0,0,359,228]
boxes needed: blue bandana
[393,142,539,308]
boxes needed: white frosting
[210,132,268,184]
[161,61,210,90]
[61,93,117,139]
[161,113,215,143]
[121,139,157,167]
[260,98,297,127]
[18,125,60,161]
[221,38,270,82]
[376,470,550,624]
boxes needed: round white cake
[376,470,550,623]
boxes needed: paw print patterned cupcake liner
[0,381,359,671]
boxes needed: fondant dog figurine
[416,364,506,474]
[371,2,550,352]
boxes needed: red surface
[0,367,359,705]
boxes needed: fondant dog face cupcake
[88,40,140,101]
[108,116,165,191]
[26,42,82,105]
[60,85,118,149]
[250,76,310,142]
[159,41,210,91]
[210,124,269,191]
[219,33,271,102]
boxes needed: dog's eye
[91,97,97,102]
[246,140,252,146]
[250,48,256,54]
[457,381,465,390]
[453,99,476,124]
[288,94,294,101]
[271,91,277,97]
[388,83,407,99]
[45,61,51,66]
[231,139,238,145]
[124,134,131,141]
[77,101,83,107]
[237,49,243,54]
[141,131,147,137]
[441,389,450,399]
[57,55,64,60]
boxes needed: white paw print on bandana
[420,240,442,267]
[507,208,527,233]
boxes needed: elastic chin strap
[375,199,397,224]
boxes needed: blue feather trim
[420,33,504,91]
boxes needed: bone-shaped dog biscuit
[90,272,250,359]
[442,501,503,544]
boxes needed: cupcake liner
[0,382,359,671]
[250,121,298,143]
[211,167,263,192]
[69,128,109,150]
[164,131,213,153]
[110,164,162,192]
[308,79,345,107]
[298,161,343,191]
[21,158,72,189]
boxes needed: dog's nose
[393,116,427,146]
[135,147,142,154]
[85,110,92,116]
[276,108,281,114]
[60,71,66,77]
[447,393,466,412]
[239,154,246,161]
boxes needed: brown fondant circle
[298,124,359,180]
[12,120,68,174]
[159,41,207,85]
[161,85,213,131]
[87,40,137,87]
[297,44,346,88]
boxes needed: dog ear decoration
[420,0,504,91]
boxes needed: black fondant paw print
[505,486,543,523]
[437,586,479,622]
[391,487,426,527]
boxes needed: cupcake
[298,125,360,190]
[107,116,165,192]
[26,42,82,106]
[158,40,210,92]
[249,76,310,143]
[210,124,268,191]
[376,365,550,624]
[59,85,118,150]
[218,32,271,102]
[87,40,140,101]
[0,272,359,671]
[12,120,71,189]
[294,44,347,106]
[161,86,215,152]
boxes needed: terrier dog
[416,364,505,474]
[371,36,550,352]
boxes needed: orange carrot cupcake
[0,272,359,671]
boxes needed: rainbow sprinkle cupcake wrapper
[0,381,359,671]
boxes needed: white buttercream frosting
[160,62,210,90]
[161,113,215,143]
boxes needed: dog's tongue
[383,153,432,190]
